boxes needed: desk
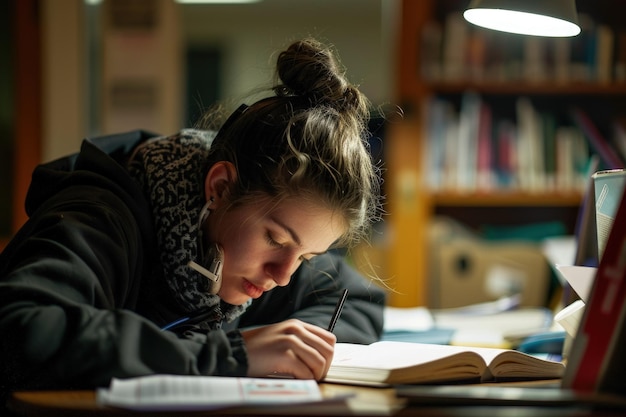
[6,384,401,417]
[7,382,626,417]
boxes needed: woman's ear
[204,161,237,206]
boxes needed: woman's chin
[217,290,251,306]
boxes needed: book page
[327,341,487,384]
[481,349,565,380]
[96,374,322,411]
[331,341,486,370]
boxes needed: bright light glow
[464,9,581,37]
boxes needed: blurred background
[2,0,396,245]
[4,0,623,311]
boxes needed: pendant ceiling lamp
[463,0,581,37]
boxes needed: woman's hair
[202,38,383,248]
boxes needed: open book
[325,341,565,386]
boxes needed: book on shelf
[424,97,453,190]
[570,108,624,169]
[423,94,591,193]
[614,30,626,82]
[325,341,564,387]
[612,119,626,162]
[420,20,443,82]
[456,92,481,190]
[596,23,614,84]
[476,99,494,190]
[441,13,468,82]
[516,97,544,191]
[421,11,616,84]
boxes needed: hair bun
[275,39,363,113]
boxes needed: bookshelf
[385,0,626,307]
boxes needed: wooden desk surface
[6,384,404,417]
[7,382,626,417]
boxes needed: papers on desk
[383,305,434,332]
[553,265,596,339]
[555,265,596,301]
[382,299,554,348]
[436,308,554,347]
[97,375,323,411]
[541,236,577,278]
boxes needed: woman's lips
[242,279,264,299]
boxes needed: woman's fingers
[241,319,336,380]
[281,322,336,378]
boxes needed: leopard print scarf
[128,129,249,322]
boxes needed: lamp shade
[463,0,581,37]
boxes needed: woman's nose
[265,254,300,287]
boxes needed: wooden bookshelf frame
[1,0,42,250]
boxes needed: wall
[41,0,86,162]
[40,0,397,160]
[180,0,396,107]
[100,0,183,136]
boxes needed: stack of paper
[97,375,323,412]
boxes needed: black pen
[327,289,348,332]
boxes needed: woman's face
[208,196,346,305]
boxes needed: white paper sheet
[97,375,322,411]
[555,265,597,302]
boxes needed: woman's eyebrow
[270,216,328,256]
[270,216,302,246]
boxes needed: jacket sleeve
[237,252,387,344]
[0,182,247,393]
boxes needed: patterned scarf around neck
[127,129,250,323]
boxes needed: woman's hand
[241,319,336,380]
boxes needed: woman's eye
[266,232,284,248]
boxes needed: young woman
[0,38,385,396]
